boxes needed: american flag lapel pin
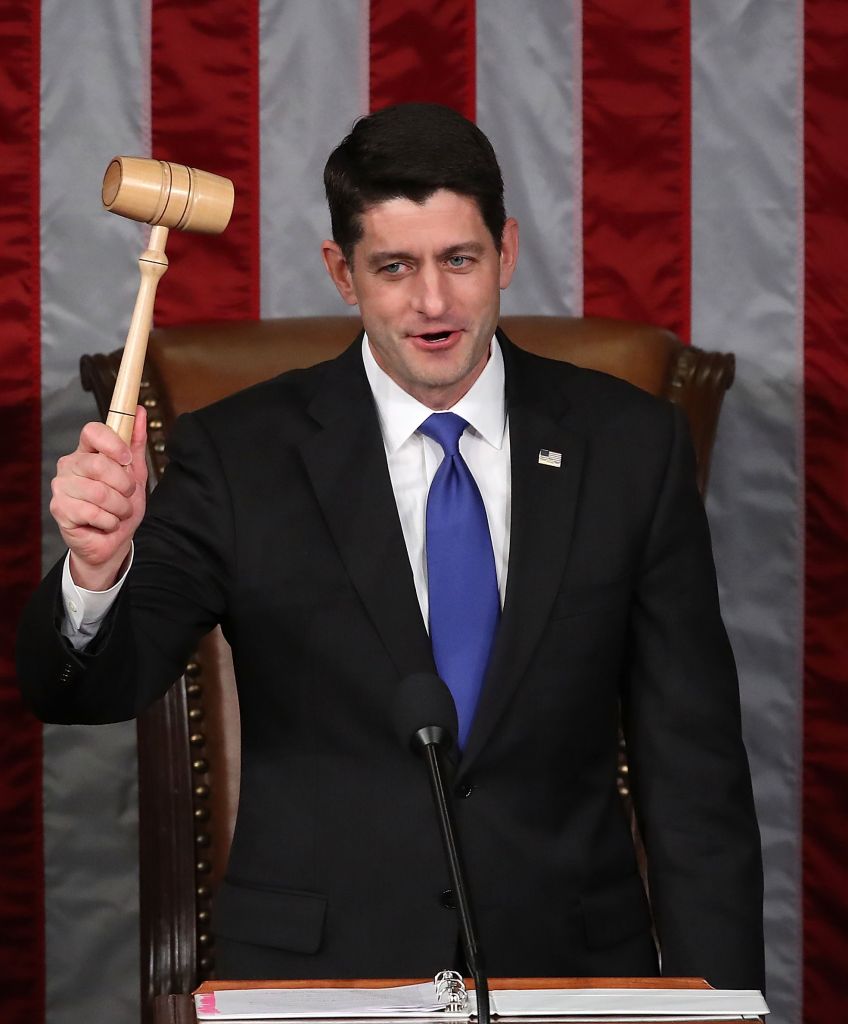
[538,449,563,468]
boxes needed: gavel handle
[106,224,169,443]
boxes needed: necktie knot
[418,412,468,456]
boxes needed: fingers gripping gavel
[102,157,234,441]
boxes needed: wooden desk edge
[194,977,711,993]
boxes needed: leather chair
[80,315,734,1022]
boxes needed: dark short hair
[324,103,506,262]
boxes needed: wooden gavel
[101,156,234,442]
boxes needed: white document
[492,987,769,1019]
[195,983,444,1020]
[195,984,769,1021]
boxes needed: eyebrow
[365,241,488,270]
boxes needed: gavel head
[102,156,234,234]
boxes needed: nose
[412,265,450,319]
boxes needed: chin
[412,361,470,390]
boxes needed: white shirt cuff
[60,545,134,650]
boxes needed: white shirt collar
[361,333,507,455]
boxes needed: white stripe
[259,0,367,318]
[40,0,149,1019]
[570,0,584,316]
[690,2,804,1021]
[476,0,582,316]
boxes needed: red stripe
[803,2,848,1017]
[369,0,476,119]
[150,0,261,326]
[581,0,691,340]
[0,2,45,1021]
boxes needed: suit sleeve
[17,411,234,724]
[622,404,765,991]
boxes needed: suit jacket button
[439,889,456,910]
[455,781,474,799]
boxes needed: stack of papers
[196,983,444,1019]
[194,983,769,1021]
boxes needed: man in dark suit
[18,104,763,989]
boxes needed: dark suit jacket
[18,332,764,988]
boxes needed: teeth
[422,331,451,341]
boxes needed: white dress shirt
[61,334,511,646]
[361,334,510,626]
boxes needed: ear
[321,240,358,306]
[498,217,519,290]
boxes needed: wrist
[68,547,132,592]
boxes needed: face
[322,190,518,409]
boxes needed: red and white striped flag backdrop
[2,2,846,1022]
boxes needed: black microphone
[393,674,490,1024]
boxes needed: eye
[382,262,404,275]
[447,255,469,268]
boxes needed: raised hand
[50,406,148,591]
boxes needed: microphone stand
[414,727,490,1024]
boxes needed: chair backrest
[80,315,734,1020]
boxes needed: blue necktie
[419,412,500,748]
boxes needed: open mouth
[420,330,454,343]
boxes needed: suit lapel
[461,337,586,771]
[299,340,435,679]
